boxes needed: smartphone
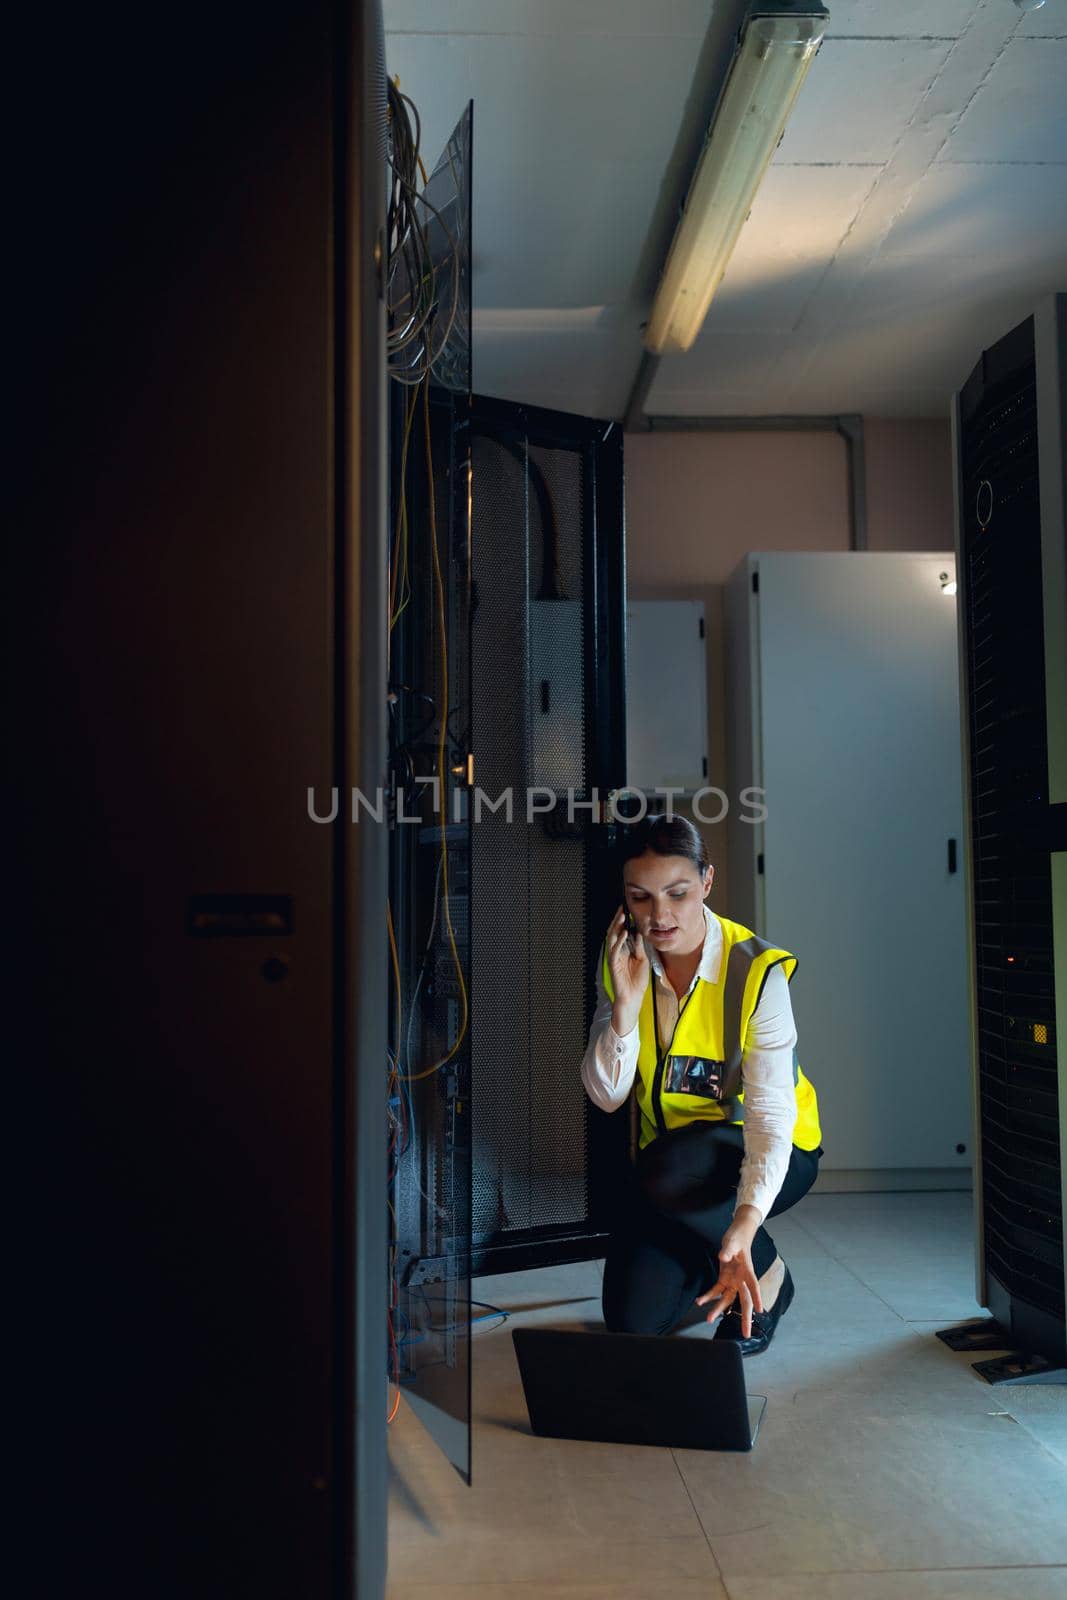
[624,908,637,955]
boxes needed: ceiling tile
[824,0,980,38]
[937,37,1067,164]
[1017,3,1067,38]
[779,288,1056,415]
[701,164,882,332]
[776,38,955,165]
[851,251,1065,326]
[880,161,1067,263]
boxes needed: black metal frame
[384,384,628,1499]
[462,393,629,1277]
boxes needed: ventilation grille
[960,337,1063,1324]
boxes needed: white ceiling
[384,0,1067,420]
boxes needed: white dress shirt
[580,904,799,1226]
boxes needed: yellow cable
[386,377,470,1436]
[396,376,469,1081]
[386,897,403,1065]
[388,387,419,662]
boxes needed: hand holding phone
[606,904,650,1021]
[624,909,638,956]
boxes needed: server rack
[953,295,1067,1365]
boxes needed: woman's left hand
[695,1218,764,1336]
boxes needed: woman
[580,812,824,1353]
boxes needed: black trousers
[602,1120,823,1337]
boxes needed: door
[467,395,630,1275]
[389,388,629,1484]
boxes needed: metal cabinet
[726,551,973,1182]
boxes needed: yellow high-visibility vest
[601,912,822,1153]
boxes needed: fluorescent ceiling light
[644,3,829,356]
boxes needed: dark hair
[616,811,709,878]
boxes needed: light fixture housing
[644,2,829,356]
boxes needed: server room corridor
[12,2,1065,1598]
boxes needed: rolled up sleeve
[580,951,639,1112]
[735,962,798,1225]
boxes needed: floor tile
[904,1327,1067,1467]
[718,1571,1067,1600]
[389,1192,1067,1595]
[387,1534,721,1589]
[387,1586,727,1599]
[674,1370,1067,1576]
[389,1392,708,1545]
[789,1195,984,1320]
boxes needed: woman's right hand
[606,904,650,1029]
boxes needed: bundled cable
[386,78,460,385]
[383,81,468,1405]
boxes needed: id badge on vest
[663,1054,727,1098]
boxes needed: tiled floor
[387,1192,1067,1599]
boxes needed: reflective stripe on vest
[600,913,822,1153]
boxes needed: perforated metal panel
[958,315,1064,1346]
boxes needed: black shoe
[713,1263,795,1356]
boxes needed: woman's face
[622,851,714,957]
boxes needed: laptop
[512,1327,767,1451]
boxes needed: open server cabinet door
[389,387,629,1482]
[467,394,630,1278]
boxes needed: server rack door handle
[947,838,958,874]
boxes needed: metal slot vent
[961,347,1063,1325]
